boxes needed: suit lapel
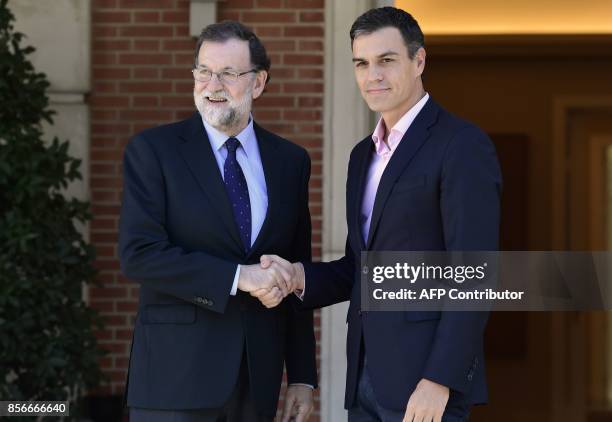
[365,99,440,249]
[351,140,374,250]
[177,113,244,252]
[246,122,283,260]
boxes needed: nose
[206,72,223,91]
[367,64,383,82]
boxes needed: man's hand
[251,285,284,308]
[261,255,304,292]
[237,262,292,297]
[281,385,314,422]
[250,255,305,308]
[403,378,449,422]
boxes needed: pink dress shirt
[297,93,430,302]
[361,93,430,243]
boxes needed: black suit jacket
[302,98,501,411]
[119,113,317,416]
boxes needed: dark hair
[194,21,271,85]
[350,7,425,59]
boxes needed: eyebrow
[352,51,399,62]
[196,65,238,71]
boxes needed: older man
[119,21,316,422]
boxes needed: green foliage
[0,0,105,416]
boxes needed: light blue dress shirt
[202,117,315,390]
[201,117,268,295]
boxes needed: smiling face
[193,38,267,136]
[352,26,426,129]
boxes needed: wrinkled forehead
[197,38,251,70]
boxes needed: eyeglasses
[192,67,257,84]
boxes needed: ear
[414,47,426,77]
[252,70,268,100]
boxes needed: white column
[10,0,91,204]
[11,0,91,305]
[321,1,374,420]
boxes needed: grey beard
[204,103,239,128]
[194,88,253,134]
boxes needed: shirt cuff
[294,289,305,301]
[293,262,305,301]
[230,265,240,296]
[288,383,315,389]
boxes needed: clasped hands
[238,257,450,421]
[237,255,303,308]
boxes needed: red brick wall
[89,0,324,418]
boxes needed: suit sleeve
[421,126,502,394]
[119,135,237,314]
[284,151,318,387]
[299,147,358,309]
[300,239,354,309]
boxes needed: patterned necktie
[223,137,251,252]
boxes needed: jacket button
[467,373,473,381]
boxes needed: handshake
[237,255,305,308]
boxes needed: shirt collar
[201,115,256,158]
[371,92,430,156]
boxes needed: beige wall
[396,0,612,34]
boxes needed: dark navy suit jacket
[119,113,317,416]
[302,98,501,411]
